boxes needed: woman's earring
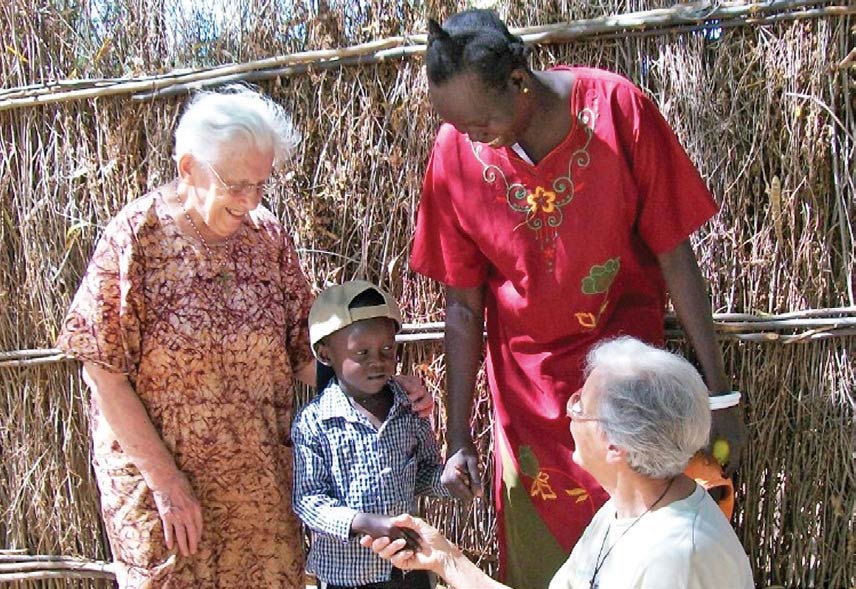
[522,86,531,95]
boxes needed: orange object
[685,452,735,519]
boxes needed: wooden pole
[0,1,852,111]
[3,309,855,368]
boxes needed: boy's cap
[309,280,402,357]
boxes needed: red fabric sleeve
[625,87,719,254]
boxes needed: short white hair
[585,337,711,479]
[174,84,300,168]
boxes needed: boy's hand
[352,513,422,551]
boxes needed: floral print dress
[58,189,314,588]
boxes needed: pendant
[217,269,234,296]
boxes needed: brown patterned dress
[58,189,314,588]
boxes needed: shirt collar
[316,378,412,423]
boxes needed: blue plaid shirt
[292,379,448,586]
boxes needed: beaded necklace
[179,196,234,292]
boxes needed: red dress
[411,67,718,588]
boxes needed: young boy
[293,280,448,589]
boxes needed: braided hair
[426,9,532,92]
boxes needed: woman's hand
[150,471,204,557]
[392,374,434,418]
[442,443,483,502]
[82,363,204,556]
[709,405,748,477]
[359,514,451,574]
[360,514,511,589]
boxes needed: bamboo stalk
[0,571,115,581]
[0,37,413,110]
[0,559,113,573]
[134,4,856,100]
[0,555,115,583]
[0,555,101,562]
[713,318,856,330]
[131,45,428,101]
[400,322,446,332]
[397,333,446,343]
[0,354,69,368]
[517,0,843,44]
[0,0,851,111]
[666,328,856,342]
[0,37,408,102]
[0,349,65,361]
[711,306,856,321]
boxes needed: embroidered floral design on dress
[471,106,597,271]
[530,471,558,500]
[527,468,598,505]
[566,487,590,504]
[526,186,557,213]
[517,445,595,505]
[575,257,620,329]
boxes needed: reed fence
[1,0,854,587]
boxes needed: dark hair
[316,286,391,392]
[425,9,531,91]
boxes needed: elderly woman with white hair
[361,337,754,589]
[57,86,431,588]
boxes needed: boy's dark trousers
[323,569,433,589]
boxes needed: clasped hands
[359,514,451,575]
[352,513,423,552]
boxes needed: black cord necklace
[588,477,676,589]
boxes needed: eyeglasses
[202,160,271,196]
[568,389,607,423]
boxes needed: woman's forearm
[657,240,729,392]
[440,547,511,589]
[83,362,180,488]
[444,286,486,449]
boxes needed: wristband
[709,391,741,410]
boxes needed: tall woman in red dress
[412,10,748,588]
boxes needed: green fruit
[712,439,730,466]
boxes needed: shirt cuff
[325,506,360,543]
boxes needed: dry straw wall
[1,0,854,587]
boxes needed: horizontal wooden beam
[3,307,854,368]
[0,1,852,111]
